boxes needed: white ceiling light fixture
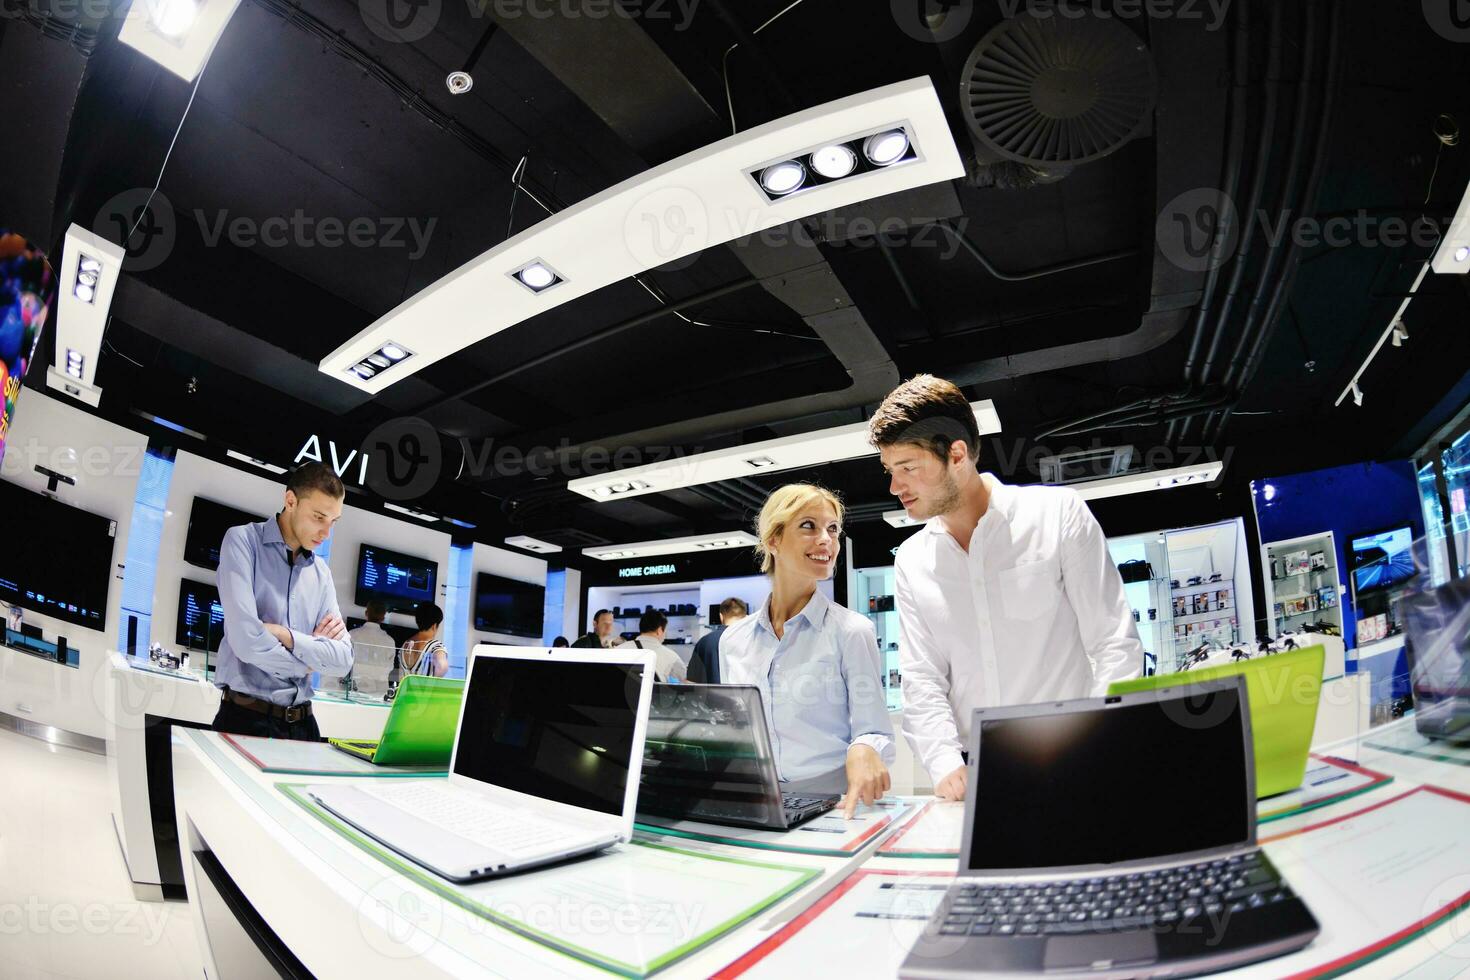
[225,449,287,474]
[49,225,126,408]
[150,0,199,37]
[1068,462,1225,503]
[758,160,808,197]
[320,77,965,392]
[119,0,244,81]
[583,531,760,561]
[383,502,439,523]
[511,260,563,294]
[864,129,912,166]
[1432,180,1470,274]
[810,144,858,180]
[883,510,922,528]
[569,400,1001,503]
[505,535,563,554]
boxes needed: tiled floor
[0,727,198,979]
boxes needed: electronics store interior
[5,2,1470,978]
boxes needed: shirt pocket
[995,558,1061,622]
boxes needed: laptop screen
[453,656,645,816]
[637,684,783,824]
[967,685,1250,871]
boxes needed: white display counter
[105,653,394,900]
[170,715,1470,979]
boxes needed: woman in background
[401,603,450,677]
[720,484,894,818]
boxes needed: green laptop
[328,675,465,766]
[1109,645,1326,798]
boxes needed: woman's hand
[842,743,891,819]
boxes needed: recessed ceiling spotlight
[366,354,390,369]
[73,282,95,303]
[745,456,778,469]
[380,343,407,361]
[512,261,563,293]
[151,0,199,37]
[810,144,857,179]
[77,269,98,288]
[759,160,807,197]
[446,71,473,96]
[1456,246,1469,263]
[78,255,101,275]
[864,129,911,166]
[353,364,376,380]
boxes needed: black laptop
[901,677,1319,978]
[636,683,838,831]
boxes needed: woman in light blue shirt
[720,484,894,816]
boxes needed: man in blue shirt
[688,597,748,684]
[212,463,353,740]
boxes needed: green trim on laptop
[327,674,464,766]
[1110,645,1326,799]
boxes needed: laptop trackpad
[1044,932,1157,972]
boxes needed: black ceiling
[4,0,1470,565]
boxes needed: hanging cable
[127,60,209,243]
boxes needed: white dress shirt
[720,589,895,784]
[346,621,395,694]
[616,635,688,682]
[896,474,1144,782]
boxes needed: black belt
[223,688,313,724]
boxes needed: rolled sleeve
[896,558,967,783]
[1060,492,1145,693]
[216,526,301,676]
[841,620,895,765]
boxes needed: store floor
[0,727,198,980]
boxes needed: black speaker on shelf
[55,635,68,665]
[127,616,139,657]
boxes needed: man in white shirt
[345,600,395,695]
[617,609,688,682]
[869,375,1143,801]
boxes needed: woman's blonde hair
[755,484,844,574]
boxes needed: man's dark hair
[719,597,749,618]
[364,600,387,623]
[593,608,613,623]
[867,374,981,463]
[287,461,345,500]
[639,609,668,634]
[414,602,444,631]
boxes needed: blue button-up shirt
[719,589,894,784]
[213,516,352,706]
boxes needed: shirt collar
[265,512,313,562]
[924,472,1016,537]
[756,587,832,635]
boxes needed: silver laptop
[901,677,1319,979]
[306,645,655,883]
[637,683,839,831]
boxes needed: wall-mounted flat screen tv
[473,572,545,638]
[0,479,114,630]
[355,543,438,613]
[184,497,264,570]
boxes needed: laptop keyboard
[938,851,1293,937]
[360,782,592,856]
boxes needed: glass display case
[1442,428,1470,581]
[852,565,903,711]
[1105,533,1173,676]
[1418,461,1452,588]
[1262,531,1344,641]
